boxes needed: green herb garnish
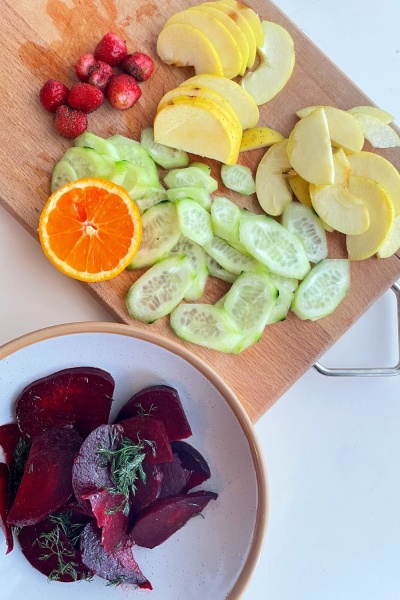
[49,512,86,547]
[10,437,30,499]
[35,527,92,583]
[135,402,157,417]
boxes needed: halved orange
[39,178,142,282]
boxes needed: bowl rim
[0,321,268,599]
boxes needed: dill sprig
[49,512,86,547]
[135,402,157,417]
[10,437,30,499]
[106,575,132,587]
[35,528,80,582]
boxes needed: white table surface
[1,1,400,598]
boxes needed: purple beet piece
[129,461,163,521]
[83,489,128,554]
[0,424,20,465]
[81,521,152,589]
[158,453,191,499]
[121,416,173,464]
[130,491,218,549]
[72,424,124,515]
[18,517,93,582]
[15,367,115,440]
[0,463,13,554]
[7,426,82,526]
[171,441,211,491]
[115,385,192,441]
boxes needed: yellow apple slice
[156,23,224,76]
[241,21,295,105]
[351,112,400,148]
[346,176,394,260]
[165,8,242,79]
[347,105,394,124]
[287,108,334,185]
[255,139,292,215]
[296,106,364,153]
[154,95,240,165]
[333,149,352,185]
[194,5,248,74]
[240,126,284,151]
[220,0,264,46]
[347,151,400,216]
[310,183,370,234]
[288,173,312,207]
[207,1,257,67]
[184,74,259,129]
[377,216,400,258]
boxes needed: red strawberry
[121,52,154,82]
[106,74,141,110]
[39,80,69,113]
[54,105,87,138]
[68,83,104,113]
[88,60,114,90]
[94,32,127,66]
[75,53,96,82]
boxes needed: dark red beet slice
[120,416,173,464]
[0,424,20,465]
[83,489,128,554]
[129,461,163,521]
[171,441,211,491]
[81,521,152,589]
[0,463,13,554]
[115,385,192,441]
[72,424,124,514]
[130,491,218,549]
[18,517,93,582]
[158,453,191,499]
[15,367,115,440]
[7,426,82,526]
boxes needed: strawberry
[75,54,96,82]
[94,32,127,66]
[88,60,114,90]
[68,83,104,113]
[121,52,154,82]
[106,74,141,110]
[54,105,87,138]
[39,80,69,113]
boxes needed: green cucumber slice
[135,186,168,214]
[141,127,189,169]
[221,164,256,196]
[224,272,278,332]
[128,202,181,269]
[267,273,299,324]
[170,304,242,353]
[170,237,209,300]
[189,161,212,174]
[203,236,264,275]
[74,132,120,159]
[166,187,212,211]
[281,203,328,263]
[176,199,213,246]
[126,255,195,323]
[51,160,78,192]
[240,211,311,279]
[204,253,237,284]
[108,135,159,183]
[211,196,241,243]
[164,167,218,193]
[63,147,115,179]
[291,259,350,321]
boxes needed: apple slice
[165,8,242,79]
[241,20,295,105]
[240,126,284,151]
[207,1,256,67]
[333,148,352,185]
[288,173,312,207]
[220,0,264,46]
[184,74,259,129]
[310,183,370,234]
[156,23,223,76]
[296,106,364,153]
[377,216,400,258]
[256,139,292,215]
[347,151,400,216]
[345,176,394,260]
[351,112,400,148]
[287,108,334,185]
[347,105,394,124]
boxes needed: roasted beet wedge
[171,441,211,491]
[158,453,191,499]
[72,424,124,514]
[81,522,152,589]
[116,385,192,441]
[121,416,173,464]
[84,489,128,554]
[7,426,82,526]
[0,424,20,465]
[18,516,93,582]
[15,367,115,440]
[130,490,218,549]
[0,463,13,554]
[129,461,163,521]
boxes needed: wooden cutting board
[2,0,400,422]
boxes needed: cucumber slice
[164,167,218,194]
[267,273,299,323]
[51,160,78,192]
[135,186,168,214]
[128,202,181,269]
[63,147,115,179]
[281,203,328,263]
[204,253,237,284]
[189,161,211,174]
[221,164,256,196]
[166,187,212,211]
[74,131,120,159]
[141,127,189,169]
[291,259,350,321]
[170,237,209,300]
[108,135,159,183]
[240,211,311,279]
[170,304,242,353]
[176,199,213,246]
[211,196,241,243]
[126,255,195,323]
[203,236,264,275]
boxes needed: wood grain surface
[1,0,400,422]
